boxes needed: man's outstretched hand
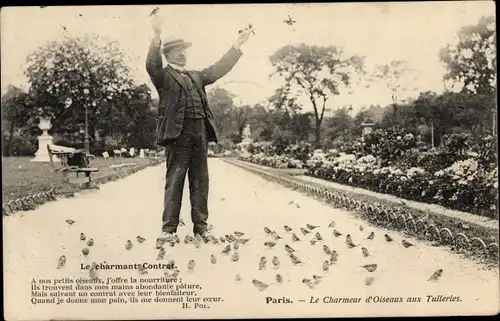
[234,25,253,50]
[151,13,163,36]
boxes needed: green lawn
[2,156,162,203]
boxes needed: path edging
[2,158,165,216]
[223,158,499,266]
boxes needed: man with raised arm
[146,12,252,245]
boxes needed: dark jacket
[146,39,242,146]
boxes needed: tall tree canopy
[440,15,496,96]
[269,44,364,148]
[372,60,418,120]
[1,86,33,155]
[24,34,135,144]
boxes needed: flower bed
[238,152,304,169]
[306,154,498,219]
[236,131,497,219]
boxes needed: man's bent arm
[199,44,243,87]
[146,32,164,91]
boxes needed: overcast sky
[1,2,495,113]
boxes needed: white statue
[243,124,251,139]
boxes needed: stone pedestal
[31,117,54,163]
[239,137,253,154]
[361,119,375,137]
[139,149,145,158]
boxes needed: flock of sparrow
[57,217,444,291]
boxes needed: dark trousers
[162,118,209,234]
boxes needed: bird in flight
[150,7,160,16]
[284,14,296,26]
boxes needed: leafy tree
[231,105,253,140]
[247,103,273,140]
[440,15,496,96]
[372,60,417,120]
[269,44,364,148]
[1,86,32,155]
[323,107,354,144]
[208,87,236,140]
[24,34,134,150]
[116,84,157,149]
[267,86,302,114]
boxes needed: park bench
[47,144,100,191]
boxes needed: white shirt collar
[168,63,186,72]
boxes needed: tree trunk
[8,124,15,156]
[315,120,321,149]
[492,108,496,135]
[430,120,435,148]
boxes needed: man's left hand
[234,27,252,50]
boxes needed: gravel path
[4,159,499,320]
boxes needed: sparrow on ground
[231,252,240,262]
[89,262,98,280]
[57,255,66,268]
[322,260,330,272]
[361,264,378,272]
[157,248,166,260]
[323,245,333,256]
[428,269,443,282]
[138,264,148,275]
[365,277,374,286]
[330,251,338,264]
[300,227,310,235]
[272,256,280,268]
[302,278,317,289]
[258,257,267,270]
[306,224,319,230]
[221,245,231,255]
[271,231,283,240]
[187,260,195,272]
[252,279,269,291]
[402,240,414,248]
[288,253,303,265]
